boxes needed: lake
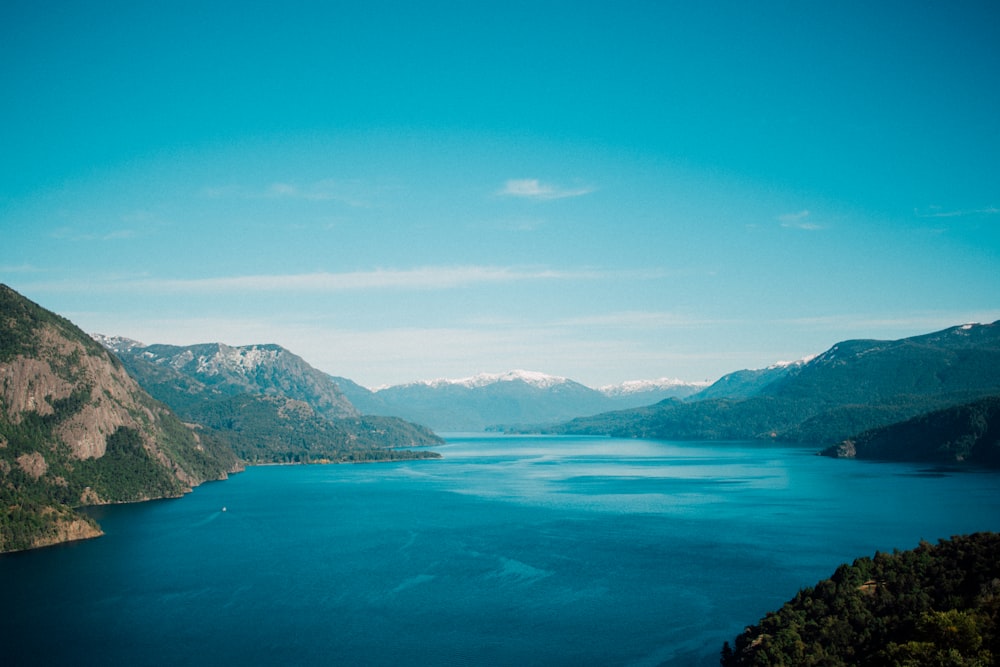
[3,434,1000,666]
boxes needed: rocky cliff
[0,285,241,552]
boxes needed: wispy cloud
[914,205,999,219]
[776,311,1000,333]
[201,179,375,207]
[777,210,823,230]
[49,227,139,241]
[554,310,731,329]
[498,179,594,200]
[0,263,45,274]
[23,266,616,294]
[263,180,371,205]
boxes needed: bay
[3,434,1000,666]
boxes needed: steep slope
[554,322,1000,447]
[99,339,442,462]
[822,395,1000,466]
[0,286,240,552]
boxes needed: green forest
[721,532,1000,666]
[179,393,442,464]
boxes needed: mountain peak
[599,378,710,397]
[766,353,818,370]
[415,369,570,390]
[102,340,359,420]
[91,333,146,355]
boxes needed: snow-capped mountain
[357,370,605,431]
[599,377,709,401]
[91,334,146,355]
[94,338,359,420]
[408,369,571,390]
[333,370,710,432]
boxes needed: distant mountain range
[549,321,1000,458]
[332,370,708,432]
[5,280,999,553]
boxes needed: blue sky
[2,1,999,388]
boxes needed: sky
[2,1,999,389]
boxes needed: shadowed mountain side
[822,395,1000,466]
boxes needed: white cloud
[554,310,730,329]
[776,310,1000,335]
[267,182,300,197]
[201,179,374,207]
[914,205,1000,218]
[22,266,612,294]
[777,209,823,230]
[48,227,139,241]
[498,179,594,200]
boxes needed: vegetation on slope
[111,349,443,464]
[822,396,1000,466]
[721,532,1000,666]
[1,285,240,551]
[125,341,359,420]
[551,323,1000,453]
[180,394,442,464]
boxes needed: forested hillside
[99,338,443,464]
[0,285,240,552]
[823,396,1000,466]
[552,322,1000,453]
[722,532,1000,666]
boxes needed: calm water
[4,435,1000,666]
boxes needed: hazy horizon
[3,2,998,388]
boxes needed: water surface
[3,435,999,665]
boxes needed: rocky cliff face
[0,285,241,552]
[4,327,149,461]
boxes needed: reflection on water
[3,435,999,666]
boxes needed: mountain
[599,377,710,404]
[331,370,708,432]
[0,285,241,552]
[330,375,390,415]
[688,358,812,401]
[97,339,443,464]
[722,532,1000,665]
[822,395,1000,466]
[552,322,1000,449]
[95,337,358,421]
[360,370,613,431]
